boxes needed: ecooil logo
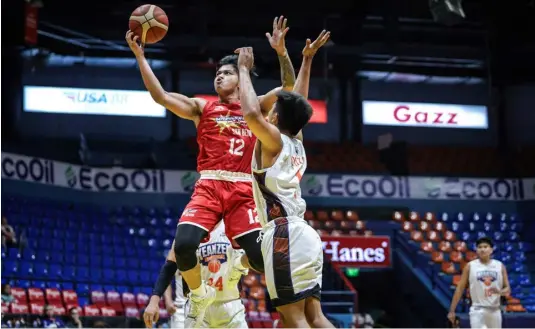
[424,178,442,198]
[65,166,77,188]
[181,172,198,193]
[303,175,322,196]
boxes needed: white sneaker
[184,285,216,328]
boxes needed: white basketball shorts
[171,299,247,328]
[261,216,323,308]
[469,306,502,328]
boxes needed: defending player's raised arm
[126,31,204,123]
[258,16,296,116]
[448,262,470,322]
[237,47,283,154]
[292,30,331,140]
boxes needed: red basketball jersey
[196,101,256,173]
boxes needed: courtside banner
[0,153,198,193]
[522,178,535,200]
[410,176,523,201]
[301,174,411,199]
[362,101,488,129]
[321,236,391,268]
[23,86,166,118]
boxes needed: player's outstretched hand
[302,30,331,58]
[143,300,160,328]
[235,47,254,71]
[125,30,144,58]
[447,311,456,324]
[266,15,289,56]
[166,303,177,316]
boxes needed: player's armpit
[162,94,205,122]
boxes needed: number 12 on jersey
[229,138,244,156]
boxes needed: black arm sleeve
[152,260,178,297]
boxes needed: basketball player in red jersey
[127,17,295,328]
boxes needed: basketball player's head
[268,90,313,136]
[214,55,256,97]
[476,237,494,259]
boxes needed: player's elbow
[282,84,294,91]
[150,90,167,105]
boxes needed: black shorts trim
[271,284,322,308]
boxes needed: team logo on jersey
[477,270,498,286]
[181,208,197,217]
[212,111,246,134]
[198,242,229,272]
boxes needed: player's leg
[469,307,485,328]
[223,181,264,273]
[484,309,502,329]
[176,180,223,327]
[214,300,248,328]
[277,300,310,328]
[304,297,335,328]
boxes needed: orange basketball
[129,4,169,44]
[208,260,221,273]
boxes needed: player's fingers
[306,38,312,47]
[265,32,272,40]
[133,35,139,43]
[282,27,290,37]
[277,16,284,30]
[273,17,278,31]
[282,17,287,30]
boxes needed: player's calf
[174,224,208,291]
[305,297,335,328]
[235,230,265,273]
[277,300,310,328]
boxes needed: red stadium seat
[316,211,329,221]
[453,241,467,252]
[125,306,140,318]
[54,305,66,316]
[420,241,434,253]
[136,293,149,308]
[434,222,446,232]
[30,303,44,315]
[340,220,356,230]
[364,230,373,237]
[243,274,259,287]
[106,291,123,312]
[257,299,267,312]
[91,291,106,307]
[10,303,29,315]
[402,221,413,232]
[450,251,464,263]
[423,212,436,222]
[259,274,266,287]
[393,211,404,222]
[452,275,462,286]
[11,288,27,304]
[346,210,359,221]
[431,251,444,263]
[419,221,431,232]
[45,288,62,306]
[409,211,420,222]
[249,286,266,300]
[304,210,315,221]
[2,303,9,314]
[122,292,136,307]
[427,230,440,242]
[410,230,423,242]
[443,230,456,242]
[438,241,452,253]
[62,290,79,306]
[101,307,117,316]
[465,251,477,262]
[84,305,101,316]
[28,288,45,304]
[331,210,344,221]
[441,261,457,274]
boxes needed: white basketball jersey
[175,222,244,304]
[252,134,307,227]
[469,259,503,308]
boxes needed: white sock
[191,282,207,297]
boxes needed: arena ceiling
[28,0,535,81]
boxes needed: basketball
[208,259,221,273]
[129,4,169,44]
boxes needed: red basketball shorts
[178,178,261,246]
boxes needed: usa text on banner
[362,101,488,129]
[23,86,167,118]
[522,178,535,201]
[301,174,411,199]
[322,236,391,268]
[410,177,523,201]
[0,153,199,193]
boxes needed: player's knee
[174,224,206,271]
[235,232,264,273]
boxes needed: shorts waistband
[264,216,305,230]
[199,170,252,182]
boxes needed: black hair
[274,90,313,136]
[216,55,257,76]
[476,236,494,248]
